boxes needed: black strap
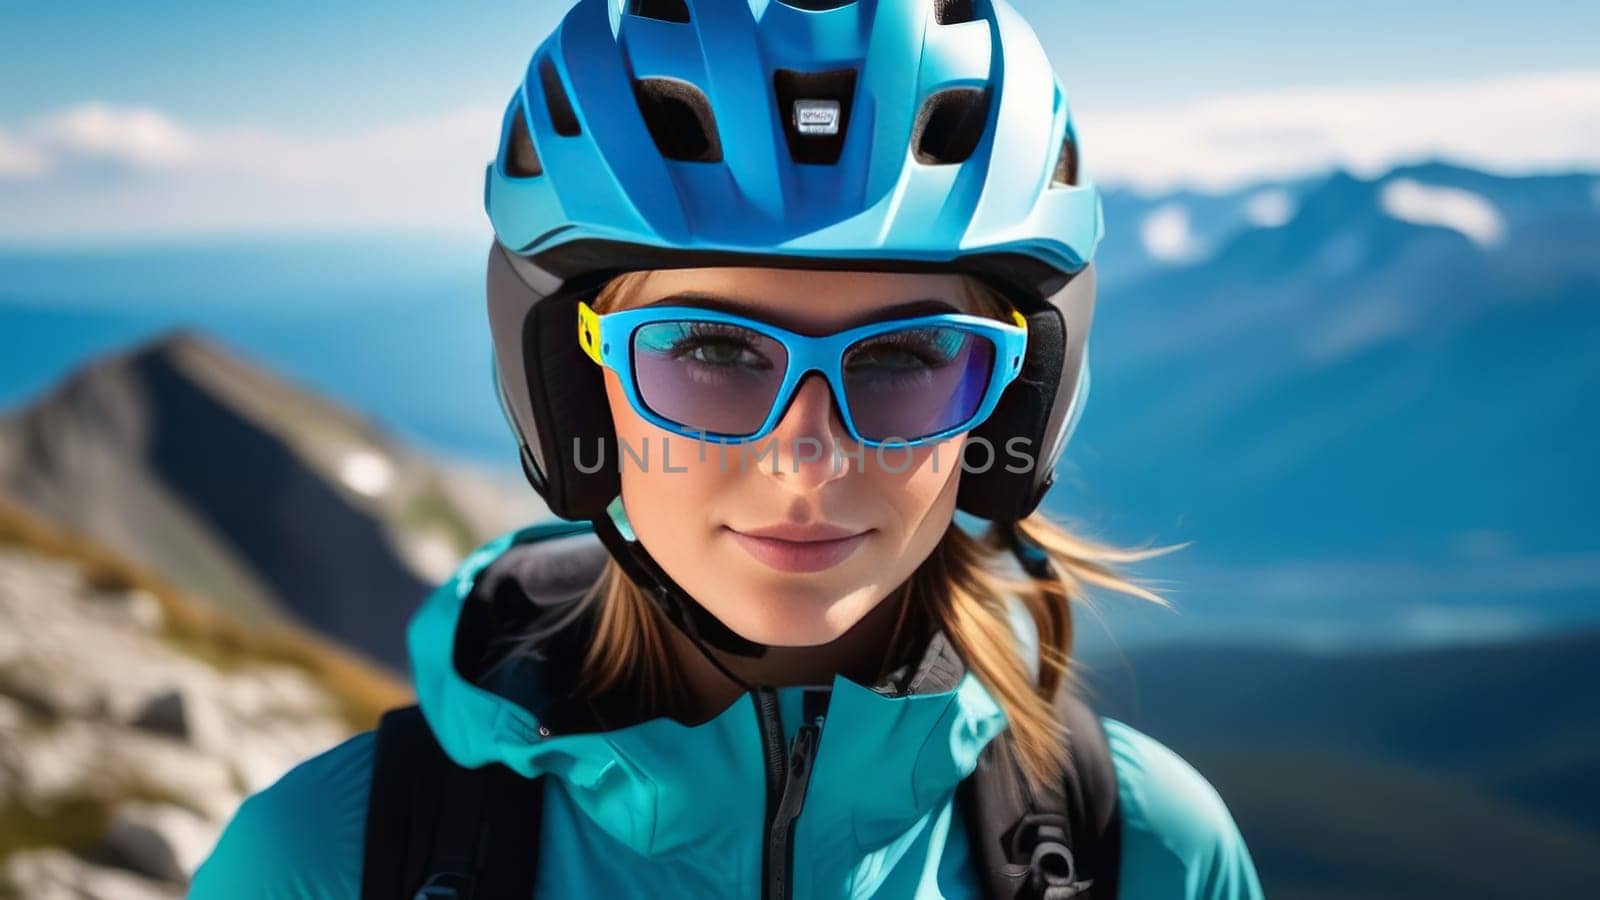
[588,507,769,662]
[959,689,1123,900]
[361,706,544,900]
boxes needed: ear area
[956,265,1095,522]
[957,304,1067,521]
[487,242,622,518]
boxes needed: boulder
[98,801,217,885]
[0,847,181,900]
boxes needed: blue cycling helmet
[486,0,1101,529]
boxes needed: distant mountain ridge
[0,330,550,670]
[1098,161,1600,285]
[1056,161,1600,648]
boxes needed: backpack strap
[362,524,614,899]
[361,705,544,900]
[958,688,1123,900]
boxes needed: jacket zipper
[756,688,823,900]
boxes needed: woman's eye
[675,336,770,369]
[848,346,932,370]
[847,329,963,371]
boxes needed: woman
[193,1,1264,897]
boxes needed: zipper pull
[765,721,821,900]
[774,720,820,825]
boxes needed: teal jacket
[192,523,1265,899]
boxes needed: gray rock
[0,847,181,900]
[129,689,189,741]
[98,801,217,885]
[0,540,358,890]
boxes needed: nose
[761,373,855,489]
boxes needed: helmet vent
[538,57,582,137]
[1050,135,1079,187]
[912,88,990,165]
[774,68,858,165]
[633,78,724,163]
[934,0,977,25]
[628,0,691,23]
[777,1,858,10]
[504,105,543,178]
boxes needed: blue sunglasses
[577,299,1028,448]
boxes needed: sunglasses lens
[843,325,996,443]
[632,320,789,437]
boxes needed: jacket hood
[406,520,1013,861]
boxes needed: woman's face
[602,266,982,647]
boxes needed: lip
[724,523,872,573]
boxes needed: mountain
[1081,630,1600,899]
[1059,162,1600,650]
[2,161,1596,654]
[1097,161,1599,287]
[0,330,551,670]
[1097,174,1325,285]
[0,233,505,464]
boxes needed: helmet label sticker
[794,99,842,136]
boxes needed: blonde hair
[535,269,1178,790]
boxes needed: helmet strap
[588,497,767,692]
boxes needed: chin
[728,621,846,648]
[709,586,862,647]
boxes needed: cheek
[838,435,960,560]
[858,435,965,536]
[606,370,731,526]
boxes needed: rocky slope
[0,330,550,671]
[0,501,409,898]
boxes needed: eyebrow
[642,291,963,333]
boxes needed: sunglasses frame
[577,299,1029,448]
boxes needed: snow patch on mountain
[1140,203,1206,262]
[1245,189,1296,227]
[1380,178,1507,248]
[338,448,395,498]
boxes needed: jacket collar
[408,522,1010,858]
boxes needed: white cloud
[1243,188,1295,227]
[34,104,198,170]
[0,131,50,178]
[7,69,1598,238]
[1379,177,1507,248]
[1081,69,1600,192]
[0,102,500,238]
[1139,203,1204,262]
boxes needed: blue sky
[5,1,1595,124]
[2,0,1597,239]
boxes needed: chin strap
[589,496,764,693]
